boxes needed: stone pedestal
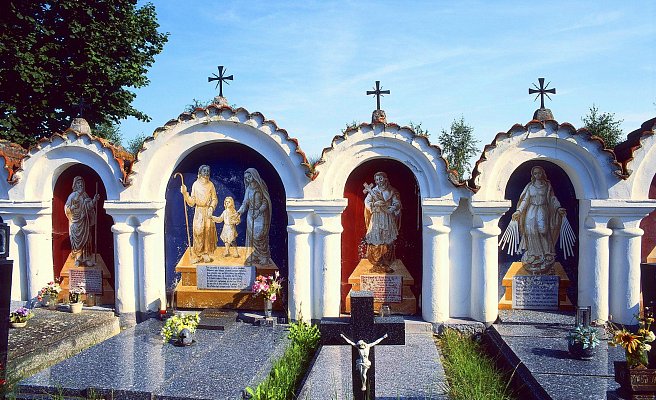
[175,247,280,310]
[345,259,416,315]
[60,253,114,305]
[498,262,574,310]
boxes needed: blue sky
[119,1,655,160]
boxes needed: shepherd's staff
[174,173,192,250]
[94,182,98,263]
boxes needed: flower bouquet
[9,306,33,328]
[68,285,86,313]
[252,271,283,318]
[161,313,200,346]
[609,313,656,395]
[37,279,62,306]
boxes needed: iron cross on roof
[367,81,390,111]
[529,77,556,109]
[75,98,90,118]
[208,66,233,97]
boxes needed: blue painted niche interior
[164,142,288,291]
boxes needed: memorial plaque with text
[360,275,402,303]
[197,265,255,290]
[69,267,103,294]
[512,275,559,310]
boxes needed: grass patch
[438,329,514,400]
[245,320,320,399]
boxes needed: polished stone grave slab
[17,316,289,399]
[299,319,449,399]
[488,310,626,400]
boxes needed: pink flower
[270,294,277,302]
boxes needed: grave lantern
[0,220,9,260]
[575,306,591,327]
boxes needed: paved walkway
[17,315,289,399]
[298,319,449,399]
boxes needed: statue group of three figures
[178,165,273,266]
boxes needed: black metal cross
[319,291,405,400]
[75,98,90,118]
[367,81,390,111]
[529,77,556,109]
[208,66,234,97]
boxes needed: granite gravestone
[0,221,12,390]
[319,291,405,400]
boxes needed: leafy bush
[245,320,320,399]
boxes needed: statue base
[498,262,574,310]
[175,247,281,310]
[344,259,416,315]
[60,253,114,305]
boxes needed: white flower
[647,331,656,343]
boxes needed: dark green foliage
[0,1,168,147]
[184,98,214,113]
[93,121,123,145]
[582,104,624,148]
[438,116,479,180]
[245,320,321,399]
[125,134,148,155]
[342,120,359,134]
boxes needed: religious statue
[499,166,576,274]
[340,333,388,392]
[363,172,401,271]
[237,168,273,265]
[180,165,219,264]
[212,196,240,257]
[65,176,100,266]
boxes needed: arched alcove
[641,174,656,262]
[499,160,579,305]
[341,158,421,314]
[164,142,288,302]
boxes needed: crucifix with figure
[208,65,234,97]
[529,77,556,109]
[319,291,405,399]
[367,80,390,111]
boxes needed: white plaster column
[609,221,644,325]
[136,220,165,315]
[23,214,54,299]
[286,202,314,322]
[421,199,458,323]
[111,221,137,316]
[6,219,26,301]
[313,200,348,318]
[579,217,612,323]
[470,201,510,324]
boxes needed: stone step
[8,304,120,379]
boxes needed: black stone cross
[319,291,405,400]
[75,98,90,118]
[529,77,556,109]
[208,65,234,97]
[0,223,13,391]
[366,80,390,111]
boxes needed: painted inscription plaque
[196,265,255,290]
[360,274,402,303]
[69,267,103,294]
[512,275,559,310]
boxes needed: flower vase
[568,341,595,360]
[70,302,83,314]
[10,321,27,328]
[264,299,273,318]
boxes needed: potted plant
[36,279,62,307]
[609,313,656,394]
[160,313,200,346]
[68,286,86,314]
[9,306,33,328]
[252,271,283,318]
[567,325,600,359]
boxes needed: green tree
[93,121,123,145]
[184,98,214,113]
[125,134,148,155]
[438,117,479,179]
[0,1,168,147]
[582,104,624,148]
[341,120,358,134]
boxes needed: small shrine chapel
[1,82,656,328]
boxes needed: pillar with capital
[579,217,612,323]
[23,215,54,299]
[286,205,314,322]
[421,199,458,323]
[314,200,347,318]
[137,219,166,317]
[470,201,510,324]
[111,221,137,321]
